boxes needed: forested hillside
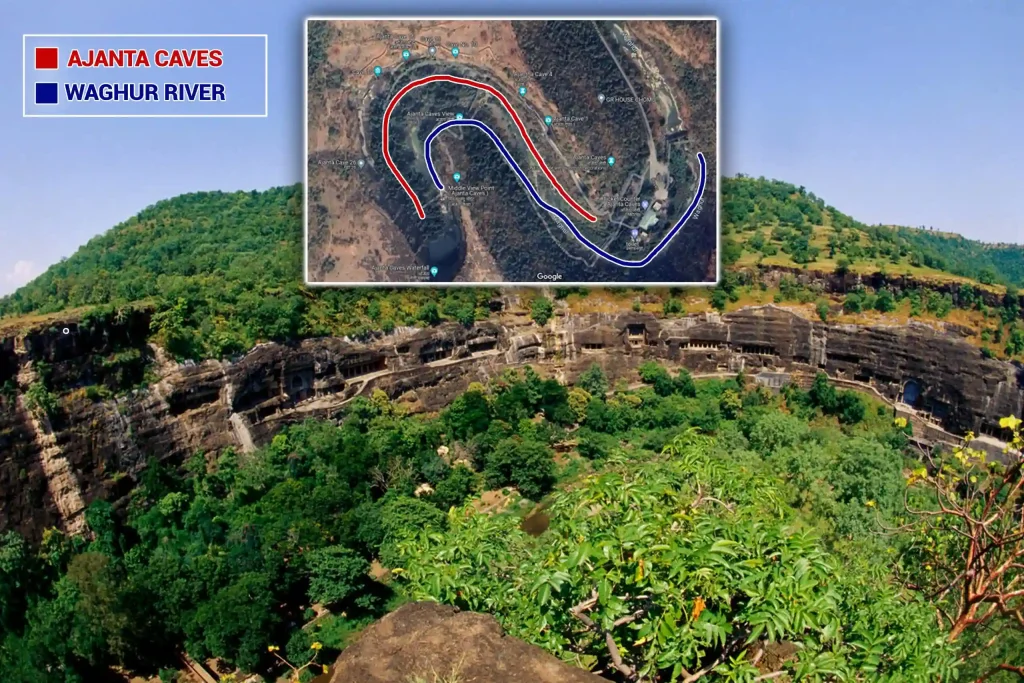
[0,187,493,360]
[2,176,1024,681]
[2,366,1022,681]
[722,175,1024,286]
[2,176,1022,363]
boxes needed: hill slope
[2,177,1021,360]
[0,186,493,359]
[722,175,1024,286]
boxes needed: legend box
[22,34,268,117]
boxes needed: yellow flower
[893,417,908,428]
[267,645,279,652]
[865,500,876,508]
[310,641,323,651]
[691,596,706,621]
[323,665,330,674]
[999,415,1021,430]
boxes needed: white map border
[303,15,720,287]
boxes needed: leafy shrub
[395,432,957,681]
[530,296,554,326]
[483,437,555,501]
[23,382,59,420]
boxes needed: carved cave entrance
[902,379,922,407]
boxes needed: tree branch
[604,630,637,679]
[974,663,1024,682]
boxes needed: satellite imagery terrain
[305,19,719,285]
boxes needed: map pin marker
[453,172,462,183]
[598,93,605,104]
[641,200,649,209]
[430,266,439,277]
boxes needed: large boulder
[329,602,607,683]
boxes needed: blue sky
[1,0,1022,294]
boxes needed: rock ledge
[329,602,606,683]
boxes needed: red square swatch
[35,47,59,70]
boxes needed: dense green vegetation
[3,53,1024,683]
[3,175,1023,366]
[722,175,1024,287]
[2,364,1022,681]
[513,21,649,186]
[0,188,495,361]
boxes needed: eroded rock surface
[2,305,1023,538]
[328,602,607,683]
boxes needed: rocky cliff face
[744,264,1022,310]
[2,305,1022,539]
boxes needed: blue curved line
[423,118,706,268]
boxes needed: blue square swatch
[35,82,58,105]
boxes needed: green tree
[809,372,838,413]
[843,289,865,313]
[306,545,370,607]
[378,496,448,567]
[0,533,32,634]
[576,428,617,461]
[23,382,59,421]
[443,389,491,440]
[718,389,742,419]
[576,363,608,398]
[483,437,555,501]
[710,288,728,312]
[530,296,554,326]
[381,497,446,542]
[746,411,809,455]
[926,291,953,318]
[674,369,697,397]
[828,437,901,535]
[836,391,866,424]
[1006,326,1024,357]
[1001,286,1021,325]
[65,552,132,663]
[189,572,279,671]
[637,362,675,397]
[567,387,591,423]
[430,465,476,511]
[417,301,441,325]
[874,288,896,313]
[395,431,957,681]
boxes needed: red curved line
[381,74,598,223]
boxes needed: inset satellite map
[305,19,719,285]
